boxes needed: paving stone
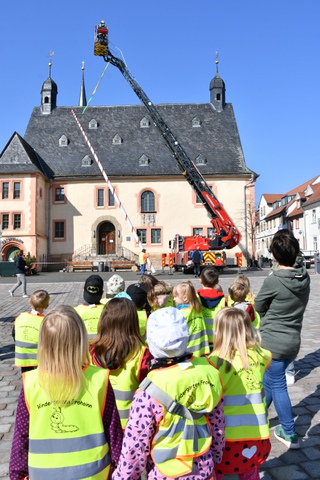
[0,270,319,479]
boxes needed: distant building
[0,62,256,269]
[256,176,320,259]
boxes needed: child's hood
[273,266,310,295]
[197,288,225,309]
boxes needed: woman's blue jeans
[263,358,295,435]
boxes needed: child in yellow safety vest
[9,305,123,480]
[197,266,226,349]
[226,274,261,334]
[113,306,225,480]
[173,281,210,357]
[90,297,153,429]
[74,274,104,339]
[100,274,125,304]
[210,307,272,480]
[126,282,149,336]
[14,289,50,373]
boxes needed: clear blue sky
[1,1,319,202]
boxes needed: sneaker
[9,290,13,297]
[286,373,295,386]
[274,425,299,449]
[22,294,29,298]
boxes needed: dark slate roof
[0,132,53,178]
[23,102,254,180]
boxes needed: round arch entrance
[98,222,116,255]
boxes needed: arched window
[141,190,155,212]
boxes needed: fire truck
[94,22,241,270]
[170,234,227,273]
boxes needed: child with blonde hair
[10,305,123,479]
[227,275,260,331]
[14,289,50,373]
[90,297,153,429]
[173,281,210,356]
[210,308,271,480]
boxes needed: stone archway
[98,222,116,255]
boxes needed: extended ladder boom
[94,23,241,249]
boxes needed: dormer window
[89,119,98,129]
[81,155,93,167]
[140,117,150,128]
[195,154,207,166]
[192,117,201,128]
[112,134,122,145]
[59,135,68,147]
[139,154,150,166]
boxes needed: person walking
[191,246,203,277]
[9,250,29,298]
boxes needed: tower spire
[79,61,87,107]
[40,51,58,114]
[48,50,54,77]
[209,52,225,112]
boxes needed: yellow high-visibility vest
[137,309,147,337]
[15,312,44,367]
[146,357,222,477]
[210,347,271,441]
[110,344,148,429]
[74,303,104,339]
[24,365,110,480]
[179,307,210,356]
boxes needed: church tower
[40,59,58,115]
[209,54,225,112]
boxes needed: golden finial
[215,51,219,74]
[82,61,85,71]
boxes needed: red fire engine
[94,23,242,271]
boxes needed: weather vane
[215,51,219,74]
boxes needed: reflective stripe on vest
[74,304,104,339]
[24,366,110,480]
[201,301,225,344]
[14,312,44,367]
[179,307,210,357]
[110,345,147,429]
[137,309,147,337]
[210,347,271,441]
[146,357,222,477]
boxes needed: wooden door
[98,223,116,254]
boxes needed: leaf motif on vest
[242,446,257,459]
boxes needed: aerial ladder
[94,21,241,250]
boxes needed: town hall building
[0,61,256,270]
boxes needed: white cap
[106,274,125,295]
[147,307,189,358]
